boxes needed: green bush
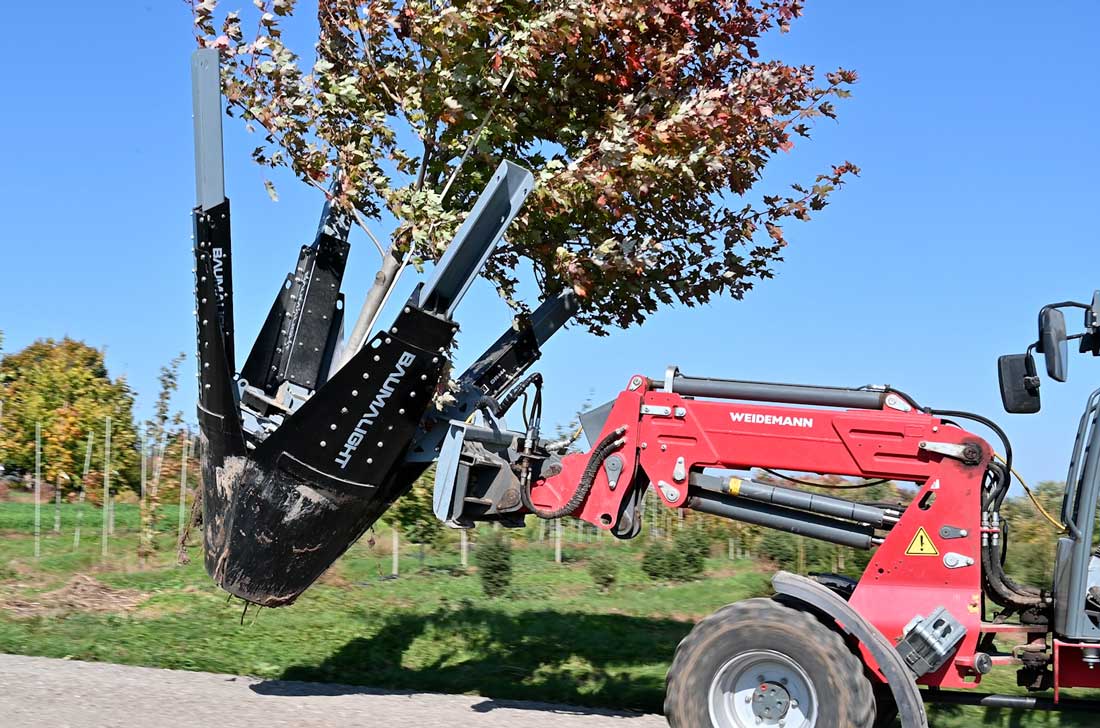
[474,530,513,598]
[641,541,672,581]
[677,528,711,570]
[642,529,710,582]
[587,558,617,592]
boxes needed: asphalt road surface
[0,653,666,727]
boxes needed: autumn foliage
[0,338,139,491]
[193,0,857,333]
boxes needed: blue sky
[1,2,1098,487]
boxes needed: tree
[192,0,857,336]
[139,353,190,566]
[0,338,139,491]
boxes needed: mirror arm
[1022,344,1042,390]
[1046,301,1089,310]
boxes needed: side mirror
[1038,308,1069,382]
[998,354,1041,414]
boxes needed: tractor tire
[665,597,876,728]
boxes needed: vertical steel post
[191,49,225,213]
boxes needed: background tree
[388,469,443,563]
[139,353,191,566]
[0,338,139,492]
[192,0,857,336]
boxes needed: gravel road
[0,653,666,728]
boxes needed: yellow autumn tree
[0,338,139,494]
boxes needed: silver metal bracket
[628,375,645,391]
[939,525,968,539]
[673,456,687,483]
[603,454,624,490]
[656,480,681,502]
[663,365,679,393]
[943,552,974,569]
[641,404,672,417]
[884,393,912,412]
[918,440,982,464]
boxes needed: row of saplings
[473,527,713,598]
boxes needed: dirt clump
[1,574,147,618]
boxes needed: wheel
[665,598,876,728]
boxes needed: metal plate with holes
[942,552,975,569]
[603,454,624,490]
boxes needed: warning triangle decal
[905,527,939,556]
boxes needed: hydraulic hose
[521,427,626,519]
[975,461,1046,608]
[477,372,543,419]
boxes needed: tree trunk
[176,486,203,566]
[341,247,403,368]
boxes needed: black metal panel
[459,313,540,399]
[255,303,455,486]
[240,233,349,393]
[193,200,246,577]
[194,200,236,367]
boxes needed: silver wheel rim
[707,649,818,727]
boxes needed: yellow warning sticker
[905,527,939,556]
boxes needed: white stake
[177,434,190,549]
[555,519,562,564]
[74,431,92,551]
[391,527,399,576]
[460,528,469,568]
[140,432,147,502]
[102,416,111,559]
[153,431,167,488]
[54,476,62,533]
[34,423,41,560]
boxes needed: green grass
[0,503,1093,725]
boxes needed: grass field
[0,502,1092,726]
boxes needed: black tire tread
[665,597,875,727]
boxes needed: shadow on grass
[256,604,691,713]
[924,702,1098,727]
